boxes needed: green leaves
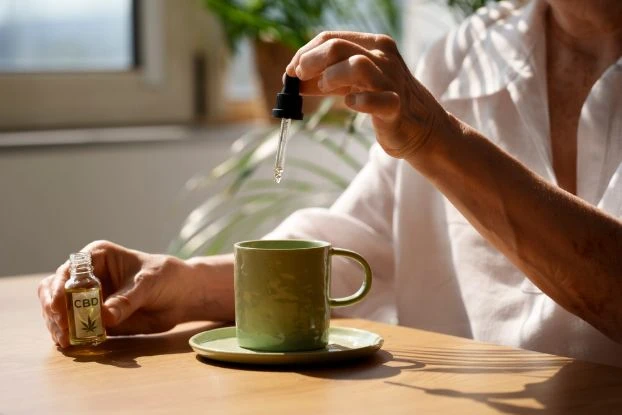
[202,0,401,52]
[81,316,98,333]
[204,0,500,53]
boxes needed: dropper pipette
[271,75,303,183]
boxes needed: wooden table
[2,274,622,414]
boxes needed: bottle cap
[272,75,304,120]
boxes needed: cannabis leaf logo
[81,316,98,333]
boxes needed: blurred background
[0,0,465,277]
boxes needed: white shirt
[266,0,622,367]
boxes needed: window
[0,0,220,131]
[224,39,258,101]
[0,0,135,72]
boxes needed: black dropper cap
[272,75,304,120]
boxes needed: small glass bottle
[65,252,107,346]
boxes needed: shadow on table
[383,347,622,415]
[61,322,219,369]
[201,344,622,414]
[197,345,564,381]
[197,349,423,380]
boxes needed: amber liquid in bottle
[65,252,107,346]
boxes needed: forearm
[183,254,235,322]
[408,114,622,341]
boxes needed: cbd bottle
[64,252,107,346]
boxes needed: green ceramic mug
[234,240,372,352]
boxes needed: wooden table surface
[2,274,622,414]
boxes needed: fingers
[106,311,174,336]
[103,271,149,327]
[41,305,67,347]
[286,31,386,77]
[49,261,70,313]
[295,38,376,81]
[77,240,143,298]
[318,54,388,94]
[81,240,124,285]
[295,54,389,98]
[345,91,401,121]
[44,314,63,346]
[299,76,351,96]
[50,262,71,347]
[282,31,399,104]
[38,268,71,348]
[281,72,350,96]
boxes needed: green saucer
[189,326,383,365]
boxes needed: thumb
[103,276,147,327]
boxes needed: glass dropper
[271,75,304,183]
[274,118,291,183]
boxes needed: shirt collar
[441,0,548,102]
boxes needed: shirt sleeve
[264,143,399,322]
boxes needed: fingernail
[295,65,303,79]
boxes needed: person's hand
[38,241,198,348]
[286,31,454,160]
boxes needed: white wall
[0,123,370,277]
[0,126,248,276]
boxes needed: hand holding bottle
[38,241,226,348]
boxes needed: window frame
[0,0,223,131]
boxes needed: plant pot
[253,38,322,121]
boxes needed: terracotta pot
[253,38,322,121]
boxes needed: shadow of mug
[196,349,425,381]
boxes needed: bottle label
[72,289,104,338]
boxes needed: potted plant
[202,0,400,115]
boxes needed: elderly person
[39,0,622,366]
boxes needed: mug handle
[328,248,372,307]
